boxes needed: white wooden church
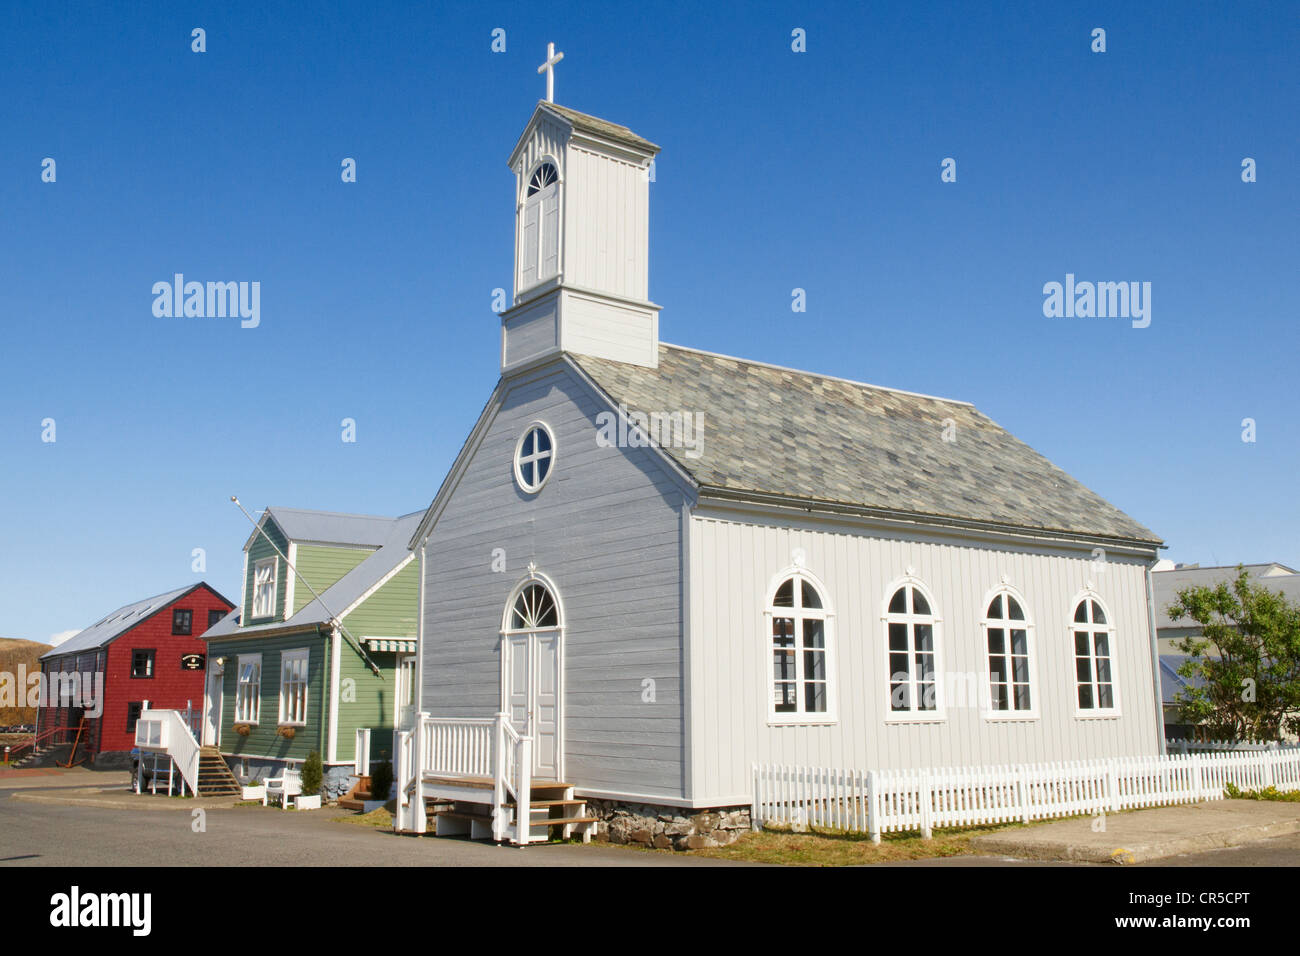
[395,50,1165,847]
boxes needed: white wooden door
[502,632,561,780]
[203,666,222,747]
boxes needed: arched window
[527,163,558,196]
[519,161,560,290]
[1072,595,1117,713]
[507,581,559,631]
[767,572,832,720]
[982,590,1035,716]
[514,422,555,493]
[884,580,942,717]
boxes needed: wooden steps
[196,748,241,797]
[338,774,374,811]
[423,778,597,845]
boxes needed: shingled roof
[543,102,660,154]
[573,344,1160,545]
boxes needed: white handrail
[134,707,201,796]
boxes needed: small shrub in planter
[276,725,297,739]
[234,724,252,737]
[301,751,323,797]
[370,761,393,802]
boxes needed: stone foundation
[586,799,752,851]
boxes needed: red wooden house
[37,583,234,763]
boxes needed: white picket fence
[1165,738,1295,754]
[753,749,1300,842]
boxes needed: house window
[236,654,262,724]
[126,702,143,734]
[172,608,193,635]
[208,609,226,629]
[768,573,832,720]
[1073,597,1117,713]
[279,650,310,726]
[252,557,277,619]
[983,591,1034,715]
[513,423,556,494]
[130,649,155,679]
[885,581,943,717]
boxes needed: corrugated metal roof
[1159,654,1206,705]
[573,344,1160,544]
[1153,566,1300,629]
[40,584,198,660]
[210,510,424,640]
[259,507,395,548]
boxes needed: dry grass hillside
[0,638,54,724]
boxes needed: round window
[514,422,556,493]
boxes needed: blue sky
[1,1,1296,644]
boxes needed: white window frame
[882,575,947,723]
[235,653,262,725]
[980,584,1039,721]
[252,556,278,620]
[764,567,836,725]
[513,421,557,494]
[278,649,310,726]
[1070,590,1121,718]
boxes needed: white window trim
[980,584,1040,722]
[235,653,262,725]
[278,648,310,727]
[764,566,837,726]
[882,574,947,723]
[251,556,278,621]
[1069,589,1122,719]
[513,421,557,494]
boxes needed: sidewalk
[970,799,1300,864]
[0,767,133,790]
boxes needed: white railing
[754,749,1300,842]
[423,717,495,778]
[393,712,534,843]
[134,705,201,797]
[493,714,532,843]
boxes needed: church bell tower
[500,46,661,373]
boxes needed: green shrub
[370,761,393,802]
[301,751,323,797]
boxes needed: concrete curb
[9,787,245,812]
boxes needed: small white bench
[262,768,303,809]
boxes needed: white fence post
[412,712,428,834]
[866,770,880,844]
[1016,765,1030,824]
[919,771,933,840]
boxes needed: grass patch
[1224,783,1300,802]
[693,822,1028,865]
[331,807,394,828]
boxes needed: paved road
[0,789,744,867]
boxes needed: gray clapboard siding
[687,508,1161,804]
[419,361,690,800]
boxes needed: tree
[1167,567,1300,741]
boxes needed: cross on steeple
[537,42,564,103]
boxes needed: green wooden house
[202,507,422,798]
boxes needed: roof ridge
[268,506,396,521]
[657,341,975,408]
